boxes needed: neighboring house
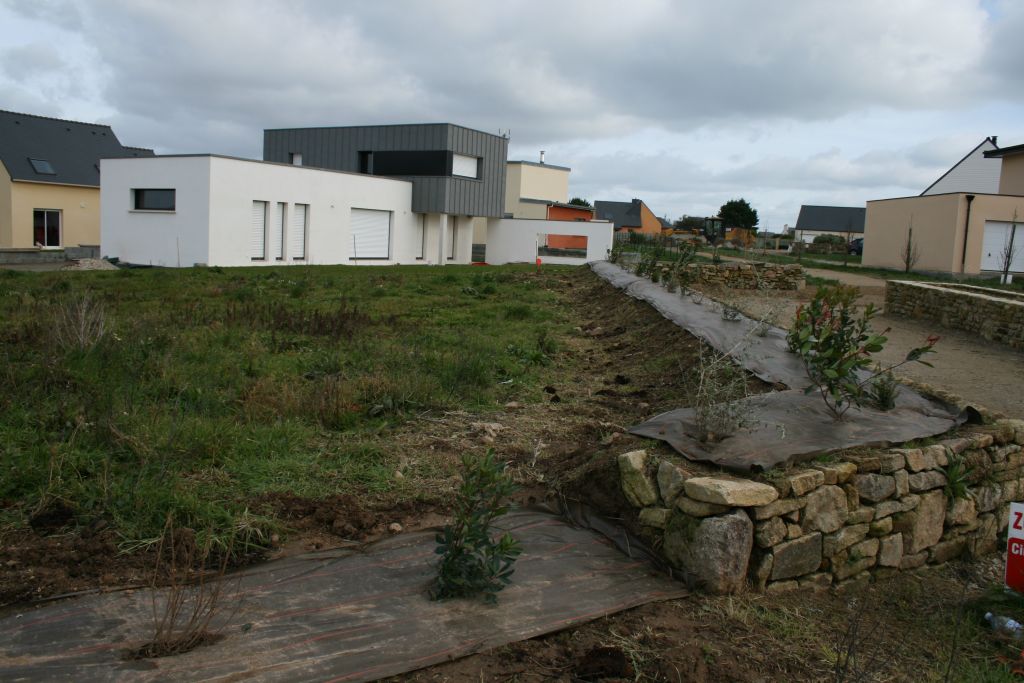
[793,205,866,244]
[921,136,1001,196]
[102,155,435,267]
[593,198,661,234]
[264,123,507,265]
[863,140,1024,275]
[504,158,571,218]
[0,109,152,249]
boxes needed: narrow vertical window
[290,204,307,260]
[448,223,457,260]
[272,202,285,260]
[251,201,267,260]
[417,214,425,259]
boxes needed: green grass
[0,264,574,551]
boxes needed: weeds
[943,453,974,501]
[125,515,237,659]
[868,371,900,411]
[52,295,107,353]
[431,451,522,603]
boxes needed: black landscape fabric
[0,509,686,682]
[591,261,973,471]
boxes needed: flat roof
[262,122,507,140]
[507,160,571,172]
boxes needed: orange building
[544,202,594,249]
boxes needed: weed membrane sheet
[0,509,685,682]
[591,261,972,471]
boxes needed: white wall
[101,156,212,267]
[206,156,418,267]
[485,218,614,265]
[922,139,1002,195]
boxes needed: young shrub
[787,285,936,419]
[686,346,750,443]
[53,295,107,353]
[867,371,900,411]
[720,302,741,322]
[431,451,522,604]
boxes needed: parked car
[848,238,864,256]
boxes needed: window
[452,154,479,179]
[33,210,60,247]
[448,223,457,260]
[350,208,391,260]
[289,152,302,166]
[133,189,176,211]
[416,214,425,260]
[358,151,373,174]
[290,204,307,260]
[272,202,285,260]
[28,158,56,175]
[251,201,267,260]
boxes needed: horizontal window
[133,188,176,211]
[452,154,479,179]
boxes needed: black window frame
[32,209,61,247]
[132,188,176,211]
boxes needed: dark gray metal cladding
[263,123,508,217]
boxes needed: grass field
[0,264,575,553]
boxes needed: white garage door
[350,208,391,259]
[981,221,1023,272]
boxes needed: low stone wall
[619,420,1024,594]
[0,246,99,265]
[885,280,1024,351]
[679,262,804,290]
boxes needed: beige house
[864,141,1024,275]
[503,157,571,218]
[0,110,151,249]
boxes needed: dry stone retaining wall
[885,280,1024,351]
[619,419,1024,594]
[657,262,804,290]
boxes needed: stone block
[786,523,803,539]
[851,456,881,473]
[752,496,806,521]
[657,460,686,506]
[894,469,909,497]
[801,485,849,534]
[899,550,929,570]
[894,490,945,555]
[771,532,823,581]
[788,469,825,496]
[750,551,773,591]
[823,524,870,557]
[812,462,858,485]
[879,453,906,474]
[843,484,860,511]
[924,444,949,467]
[974,485,1001,513]
[834,554,876,581]
[683,477,779,507]
[639,507,671,529]
[834,571,872,593]
[869,517,893,536]
[766,580,799,593]
[676,496,731,518]
[798,573,833,591]
[663,510,753,595]
[904,449,936,472]
[878,533,903,567]
[848,507,874,525]
[618,450,658,507]
[946,497,977,526]
[971,433,995,449]
[852,537,880,558]
[908,471,947,493]
[755,516,787,548]
[967,513,999,558]
[855,473,896,503]
[929,538,966,563]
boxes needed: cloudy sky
[2,0,1022,229]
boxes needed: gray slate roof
[794,205,865,234]
[594,199,643,229]
[0,110,153,187]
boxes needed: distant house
[921,136,1001,196]
[863,139,1024,275]
[0,109,152,249]
[504,159,571,218]
[593,198,661,234]
[793,205,866,244]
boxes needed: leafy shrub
[431,451,521,603]
[813,234,846,246]
[868,372,900,411]
[788,285,936,419]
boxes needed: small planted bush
[431,451,521,604]
[788,285,936,419]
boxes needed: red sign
[1006,503,1024,594]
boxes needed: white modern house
[101,154,474,267]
